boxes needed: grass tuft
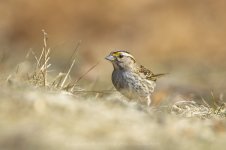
[1,31,226,150]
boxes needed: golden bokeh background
[1,0,226,94]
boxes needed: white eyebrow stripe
[121,52,135,59]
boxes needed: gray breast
[112,70,156,99]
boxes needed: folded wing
[138,65,166,81]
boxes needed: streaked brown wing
[138,65,165,81]
[138,65,154,79]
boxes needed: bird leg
[147,96,152,106]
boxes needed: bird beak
[105,54,115,61]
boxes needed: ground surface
[0,65,225,150]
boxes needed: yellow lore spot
[112,52,121,57]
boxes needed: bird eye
[118,54,124,58]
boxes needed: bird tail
[150,73,167,81]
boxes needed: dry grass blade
[63,40,81,72]
[37,49,44,69]
[216,104,225,115]
[42,29,48,87]
[40,57,51,71]
[63,62,100,92]
[28,49,39,63]
[61,59,76,88]
[25,30,52,87]
[72,90,117,94]
[51,72,66,88]
[200,96,210,108]
[75,62,99,83]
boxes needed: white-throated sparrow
[105,50,165,106]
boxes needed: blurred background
[1,0,226,97]
[1,1,226,149]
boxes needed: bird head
[105,50,136,70]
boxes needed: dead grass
[0,84,226,150]
[0,32,226,150]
